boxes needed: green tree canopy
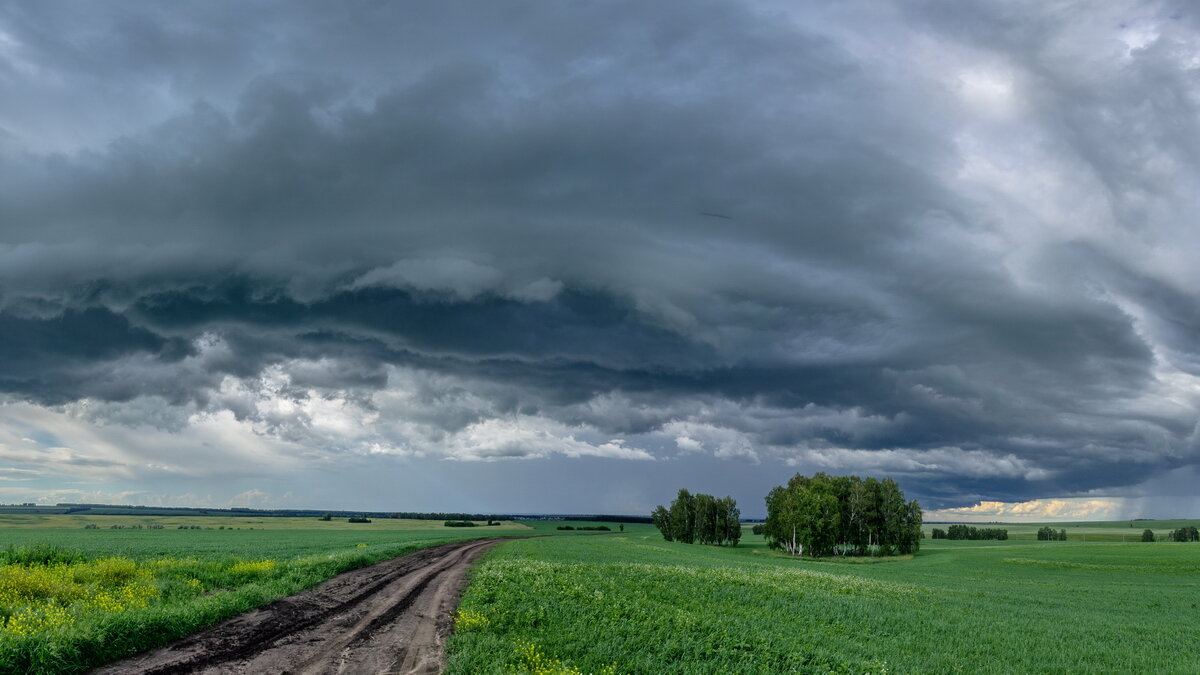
[652,489,741,547]
[762,473,921,558]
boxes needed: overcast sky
[1,1,1198,520]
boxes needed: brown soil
[93,538,502,675]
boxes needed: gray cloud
[0,1,1198,512]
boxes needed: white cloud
[925,498,1122,522]
[662,421,759,463]
[442,417,654,462]
[0,398,308,483]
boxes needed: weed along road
[95,539,502,675]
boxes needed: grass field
[0,514,534,531]
[7,515,1193,673]
[448,524,1200,674]
[0,516,559,674]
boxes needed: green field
[0,517,567,674]
[447,524,1200,674]
[5,516,1196,674]
[0,513,534,531]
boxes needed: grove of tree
[1168,526,1199,542]
[1036,526,1067,541]
[651,489,742,546]
[761,473,922,558]
[935,525,1008,540]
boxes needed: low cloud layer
[924,498,1124,523]
[2,1,1199,514]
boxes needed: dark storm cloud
[0,308,180,403]
[0,0,1197,510]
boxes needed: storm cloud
[1,1,1198,514]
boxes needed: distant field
[448,526,1200,674]
[0,513,533,531]
[923,518,1200,542]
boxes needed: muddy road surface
[95,538,502,675]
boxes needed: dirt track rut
[94,538,501,675]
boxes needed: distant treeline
[444,520,502,527]
[52,504,520,520]
[764,474,922,557]
[1036,527,1067,541]
[556,525,612,531]
[540,514,653,524]
[38,504,654,523]
[652,490,742,546]
[932,525,1009,540]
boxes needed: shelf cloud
[1,1,1198,515]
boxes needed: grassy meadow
[448,523,1200,674]
[0,516,548,674]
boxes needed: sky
[1,1,1199,521]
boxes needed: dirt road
[95,538,502,675]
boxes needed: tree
[715,494,734,547]
[692,493,713,544]
[899,500,923,554]
[669,489,696,544]
[795,475,841,557]
[764,484,802,555]
[1142,529,1155,542]
[877,479,908,555]
[651,505,672,542]
[844,477,873,552]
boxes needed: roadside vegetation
[0,519,533,674]
[449,523,1200,674]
